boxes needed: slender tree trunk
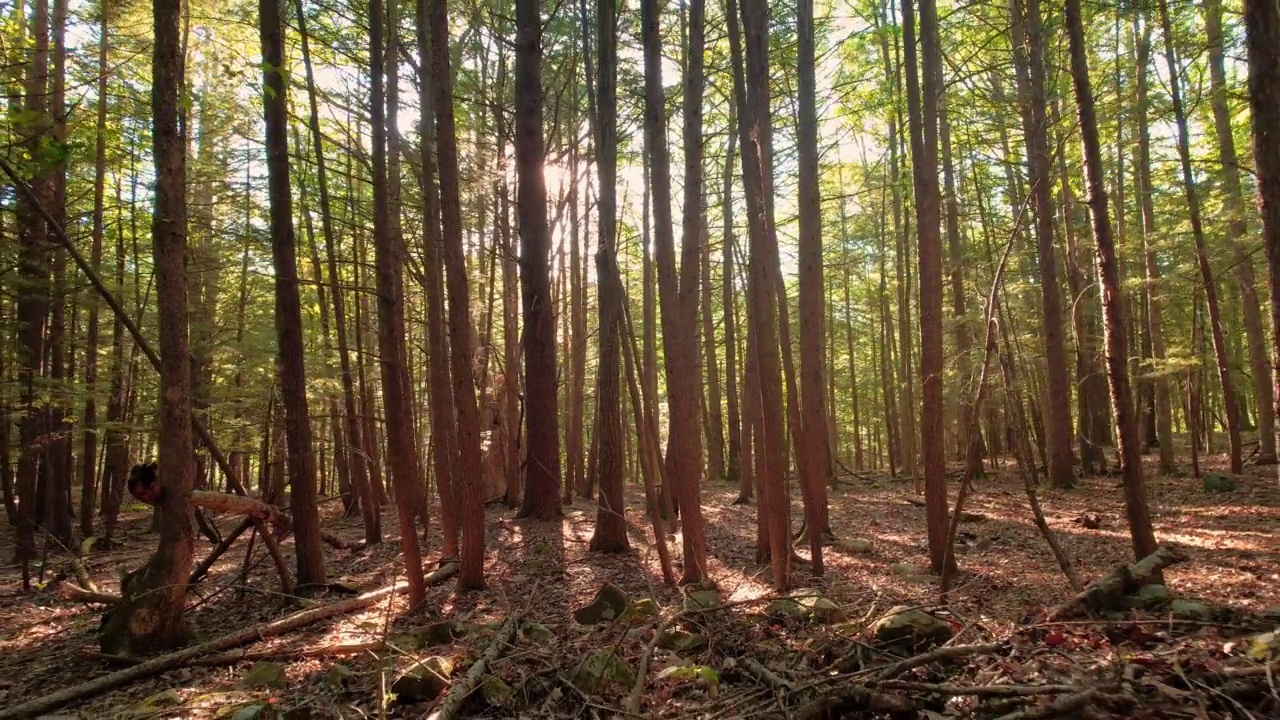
[1010,0,1075,488]
[1156,0,1242,474]
[430,0,488,585]
[515,0,564,521]
[797,0,827,574]
[900,0,951,574]
[296,0,380,543]
[1064,0,1158,563]
[80,1,111,537]
[369,0,426,606]
[722,125,745,498]
[259,0,325,589]
[702,237,726,483]
[1133,13,1176,475]
[1204,0,1274,464]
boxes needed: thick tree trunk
[1244,0,1280,448]
[1064,0,1158,563]
[515,0,564,521]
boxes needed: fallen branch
[0,563,458,719]
[60,583,121,605]
[81,640,387,667]
[794,688,915,719]
[626,616,668,716]
[739,657,794,692]
[871,680,1080,697]
[427,612,520,720]
[993,688,1130,720]
[1046,545,1188,621]
[188,517,255,585]
[871,642,1005,680]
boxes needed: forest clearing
[3,0,1280,716]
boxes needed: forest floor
[0,455,1277,719]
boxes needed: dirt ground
[1,455,1276,718]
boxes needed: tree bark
[515,0,564,521]
[1010,0,1075,489]
[1063,0,1158,563]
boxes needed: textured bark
[1132,15,1176,475]
[1244,0,1280,446]
[722,126,745,497]
[1157,0,1243,474]
[121,0,195,651]
[1205,0,1274,464]
[702,239,726,483]
[369,0,426,606]
[901,0,951,575]
[939,93,978,476]
[1010,0,1074,489]
[737,0,790,590]
[797,0,827,574]
[1064,0,1158,562]
[428,0,485,585]
[515,0,564,521]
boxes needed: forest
[0,0,1278,716]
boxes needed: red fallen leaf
[1129,655,1156,666]
[1044,630,1066,647]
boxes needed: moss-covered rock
[683,588,722,612]
[658,629,708,653]
[574,583,630,625]
[391,656,454,702]
[868,606,954,650]
[240,662,287,689]
[573,648,635,693]
[1202,473,1237,493]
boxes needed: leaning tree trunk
[1063,0,1158,563]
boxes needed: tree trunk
[80,0,111,538]
[797,0,828,574]
[1010,0,1075,489]
[722,125,745,498]
[369,0,427,606]
[431,0,489,586]
[1132,13,1176,475]
[297,0,380,544]
[1244,0,1280,449]
[108,0,196,653]
[900,0,951,575]
[1063,0,1158,563]
[1156,0,1242,474]
[1205,0,1274,464]
[515,0,564,521]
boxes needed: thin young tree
[1063,0,1158,562]
[516,0,564,520]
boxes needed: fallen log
[0,562,458,719]
[871,642,1005,680]
[60,583,121,605]
[427,613,520,720]
[1046,545,1188,621]
[189,490,349,550]
[626,616,668,716]
[82,640,387,668]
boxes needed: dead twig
[427,612,520,720]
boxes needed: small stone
[1202,473,1237,493]
[623,598,660,621]
[839,538,874,554]
[657,629,708,652]
[131,689,183,715]
[241,662,287,689]
[766,598,809,621]
[573,648,636,693]
[479,676,514,707]
[791,589,845,624]
[869,606,954,650]
[890,563,924,577]
[324,663,355,689]
[391,657,453,702]
[1074,513,1102,529]
[1170,600,1212,620]
[574,583,630,625]
[684,588,722,611]
[519,621,556,644]
[418,621,459,646]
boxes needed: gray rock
[391,657,453,702]
[839,538,875,554]
[869,606,954,650]
[574,583,630,625]
[573,648,635,693]
[240,662,287,689]
[1170,600,1212,620]
[1133,584,1173,609]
